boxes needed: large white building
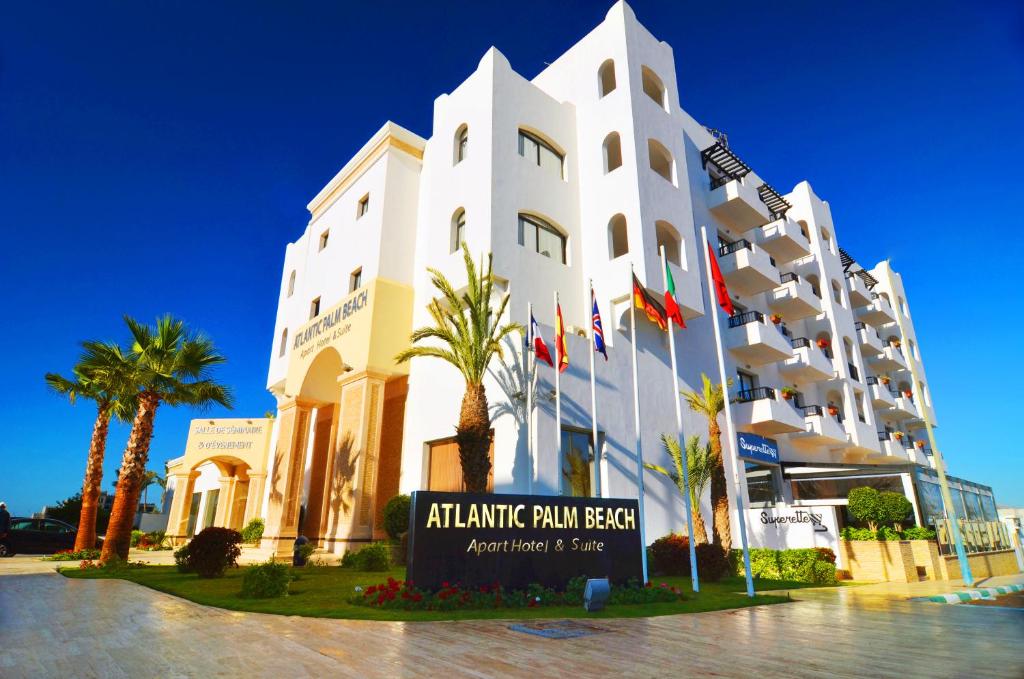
[164,3,981,561]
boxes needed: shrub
[174,545,193,573]
[649,533,691,576]
[847,487,883,531]
[878,491,913,531]
[814,547,836,565]
[382,495,411,540]
[136,531,165,550]
[240,518,265,545]
[177,527,242,578]
[735,548,837,584]
[695,543,729,582]
[356,542,391,571]
[130,530,145,548]
[840,526,876,541]
[902,525,936,540]
[812,560,838,585]
[240,561,293,598]
[876,525,902,541]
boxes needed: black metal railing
[901,436,914,449]
[728,310,764,328]
[848,363,860,381]
[866,375,878,385]
[780,272,800,284]
[857,413,866,423]
[719,239,752,257]
[854,321,865,331]
[878,431,890,442]
[710,174,731,190]
[791,337,811,350]
[801,405,823,417]
[778,323,791,338]
[736,386,775,403]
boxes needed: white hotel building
[163,3,997,561]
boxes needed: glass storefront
[745,461,781,506]
[790,474,904,502]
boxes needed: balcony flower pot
[915,440,925,449]
[780,387,797,401]
[891,339,902,348]
[893,431,905,441]
[827,404,839,417]
[770,314,783,325]
[902,390,913,398]
[816,338,830,350]
[880,375,891,385]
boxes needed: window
[287,270,296,297]
[318,230,329,251]
[899,296,908,316]
[797,220,810,241]
[745,462,781,506]
[608,214,628,259]
[451,209,466,253]
[309,297,321,319]
[806,274,822,299]
[647,139,674,184]
[518,130,564,179]
[598,59,616,97]
[357,194,369,218]
[603,132,622,173]
[831,279,843,306]
[736,369,758,396]
[279,329,288,357]
[11,519,35,531]
[791,474,905,501]
[350,268,362,292]
[561,428,596,497]
[518,213,566,264]
[820,227,834,254]
[641,65,667,111]
[655,220,681,265]
[42,520,72,533]
[454,124,468,164]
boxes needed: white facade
[258,2,953,551]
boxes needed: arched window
[603,132,622,173]
[451,208,466,253]
[278,329,288,357]
[598,59,616,97]
[641,66,667,111]
[656,220,681,265]
[820,227,834,254]
[806,274,821,299]
[518,129,565,179]
[648,139,675,184]
[287,270,296,297]
[608,214,628,259]
[831,279,843,306]
[909,339,919,360]
[919,381,931,406]
[815,331,833,358]
[797,220,810,241]
[454,124,468,164]
[826,389,845,421]
[518,213,567,264]
[898,296,908,316]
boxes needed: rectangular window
[745,462,781,506]
[518,215,566,264]
[518,130,564,179]
[560,428,596,497]
[350,268,362,292]
[357,194,369,218]
[318,230,329,251]
[309,297,321,319]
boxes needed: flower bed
[41,548,101,561]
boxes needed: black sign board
[407,491,643,591]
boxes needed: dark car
[0,517,84,556]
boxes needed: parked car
[0,517,98,556]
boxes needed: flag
[664,259,685,328]
[555,302,569,373]
[707,241,735,316]
[591,287,608,360]
[530,312,554,368]
[632,273,668,331]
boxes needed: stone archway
[167,455,254,542]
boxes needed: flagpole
[526,301,534,495]
[553,290,562,494]
[660,246,699,593]
[701,225,755,598]
[882,263,973,586]
[587,279,602,499]
[629,262,649,583]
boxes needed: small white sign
[746,506,841,566]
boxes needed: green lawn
[60,565,833,621]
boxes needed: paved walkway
[0,557,1021,678]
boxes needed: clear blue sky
[1,1,1022,515]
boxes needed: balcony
[869,344,908,373]
[866,377,896,409]
[732,387,806,435]
[845,270,875,307]
[726,311,793,366]
[708,179,771,232]
[767,272,822,321]
[792,404,849,446]
[855,321,884,356]
[877,431,903,458]
[855,293,897,326]
[755,217,810,264]
[717,240,779,296]
[779,337,834,382]
[892,395,920,419]
[847,418,880,453]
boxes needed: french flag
[530,312,554,368]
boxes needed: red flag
[707,241,735,316]
[530,313,554,368]
[555,302,569,373]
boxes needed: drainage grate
[507,620,610,639]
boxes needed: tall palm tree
[139,470,165,512]
[99,315,233,562]
[395,245,521,493]
[647,434,713,544]
[45,342,136,551]
[683,373,731,553]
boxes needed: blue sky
[1,0,1022,515]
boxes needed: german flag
[632,273,668,331]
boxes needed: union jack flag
[591,286,607,361]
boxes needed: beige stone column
[261,397,315,555]
[243,472,267,525]
[165,472,198,545]
[214,476,237,527]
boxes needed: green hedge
[731,548,837,584]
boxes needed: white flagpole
[526,301,534,495]
[629,263,649,583]
[587,279,602,499]
[553,290,562,494]
[660,246,699,593]
[700,225,755,598]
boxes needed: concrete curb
[916,583,1024,604]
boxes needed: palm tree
[646,434,713,544]
[683,373,731,553]
[45,342,136,551]
[395,245,521,492]
[139,470,165,512]
[99,315,233,562]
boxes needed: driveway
[0,558,1021,678]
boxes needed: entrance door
[302,405,334,539]
[427,436,494,492]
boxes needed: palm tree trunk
[689,488,710,545]
[455,382,491,493]
[708,419,732,554]
[74,404,111,552]
[101,392,160,562]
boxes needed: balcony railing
[877,431,890,442]
[736,386,776,403]
[728,310,764,328]
[791,337,811,350]
[719,239,752,257]
[848,363,860,381]
[866,375,877,385]
[801,404,823,417]
[780,272,800,284]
